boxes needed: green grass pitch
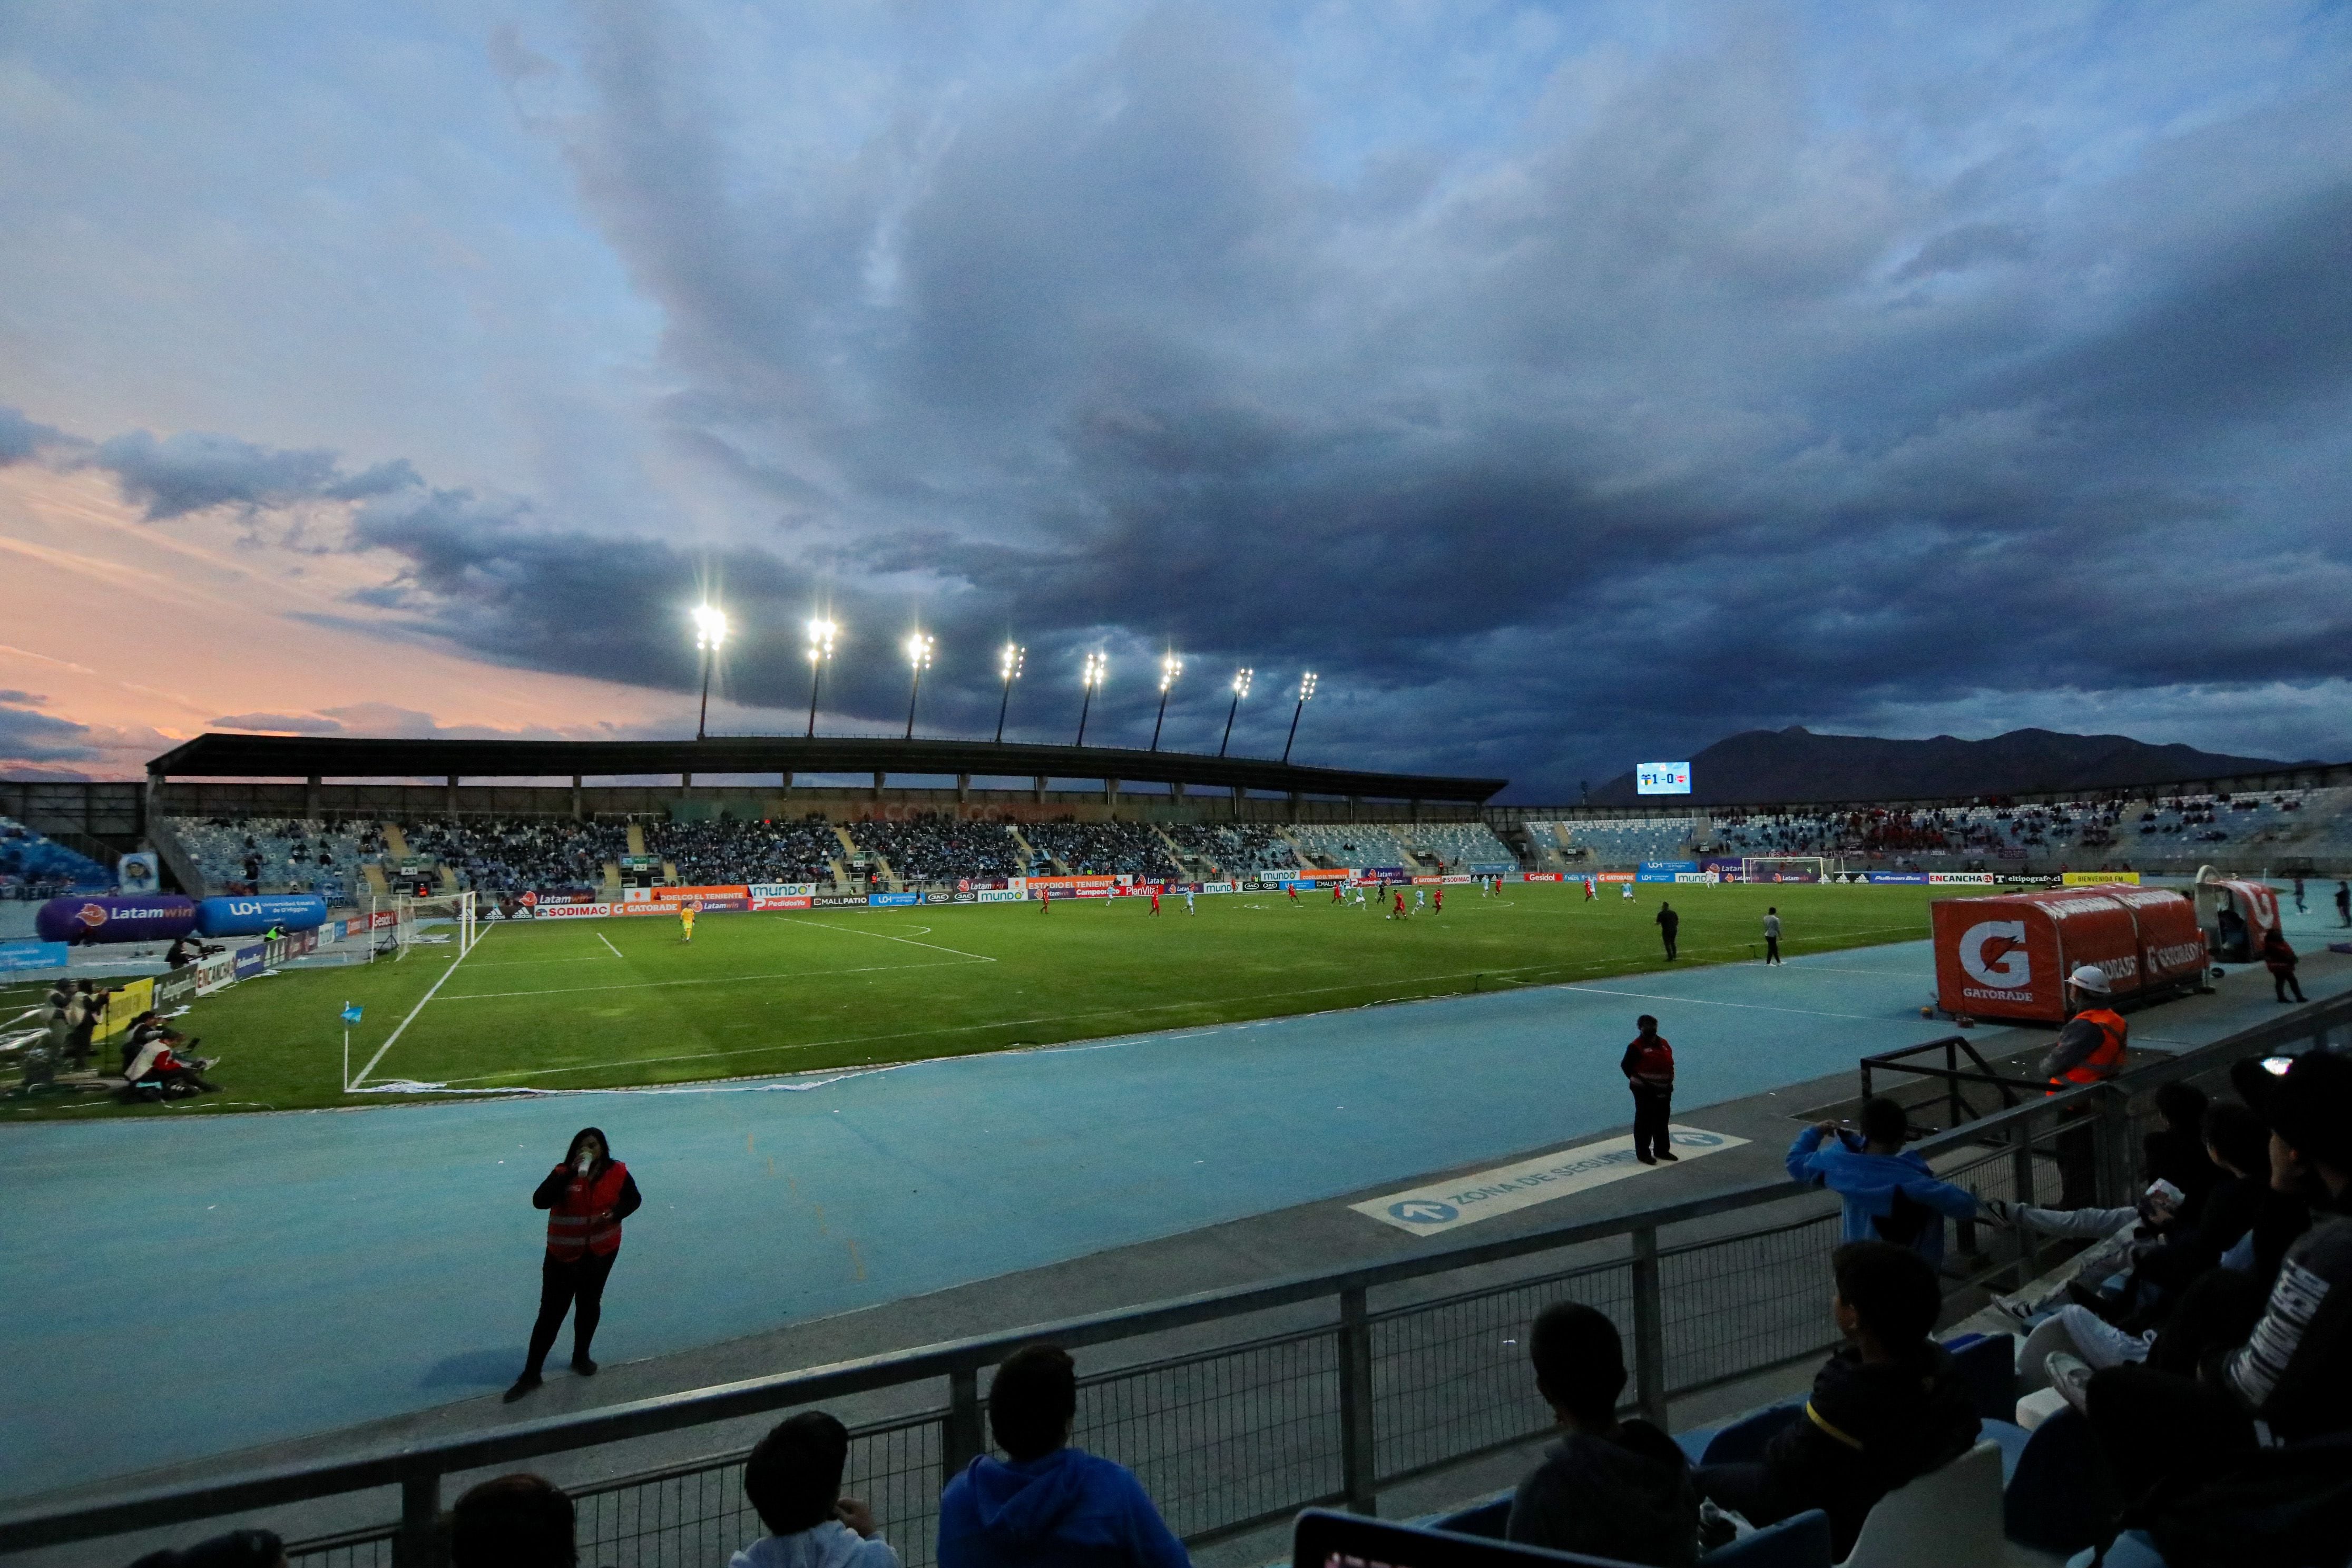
[1,881,1981,1119]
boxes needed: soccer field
[5,881,1977,1119]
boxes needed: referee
[507,1126,642,1401]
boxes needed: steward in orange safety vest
[2040,966,2128,1093]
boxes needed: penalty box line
[437,955,987,1003]
[349,926,492,1090]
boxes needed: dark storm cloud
[0,407,73,465]
[0,693,100,763]
[93,429,417,520]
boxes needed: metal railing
[7,991,2346,1568]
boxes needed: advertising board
[1866,872,1929,884]
[1930,887,2201,1023]
[195,950,240,995]
[1636,762,1692,795]
[1673,871,1717,884]
[812,895,867,909]
[1523,872,1564,883]
[611,901,674,916]
[748,884,818,899]
[1636,860,1698,883]
[975,889,1026,904]
[655,885,749,902]
[232,943,266,979]
[1928,872,1995,885]
[0,938,67,973]
[622,886,654,903]
[195,894,329,936]
[1201,881,1234,894]
[1596,871,1635,884]
[750,895,812,911]
[2062,871,2141,887]
[153,968,199,1009]
[35,894,198,946]
[1467,863,1515,876]
[868,892,920,907]
[1022,875,1120,893]
[537,903,613,919]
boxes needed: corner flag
[340,1003,363,1026]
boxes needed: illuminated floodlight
[1282,671,1318,763]
[1150,653,1183,751]
[1074,651,1108,746]
[903,631,935,739]
[994,643,1025,743]
[1219,667,1253,757]
[690,604,729,740]
[803,617,838,737]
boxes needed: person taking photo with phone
[507,1126,642,1402]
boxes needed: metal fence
[7,992,2346,1568]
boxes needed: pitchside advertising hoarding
[1636,860,1698,883]
[1636,762,1692,795]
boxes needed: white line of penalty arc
[435,955,990,1002]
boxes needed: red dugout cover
[1932,888,2188,1023]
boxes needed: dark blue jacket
[937,1447,1188,1568]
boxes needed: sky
[2,1,2349,800]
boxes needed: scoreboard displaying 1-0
[1636,762,1692,795]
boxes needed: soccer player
[1287,883,1301,907]
[1434,887,1444,915]
[1391,889,1406,919]
[1038,887,1051,913]
[1331,882,1345,905]
[1621,881,1634,901]
[679,901,698,943]
[1149,887,1161,916]
[1584,876,1596,900]
[1415,886,1427,912]
[1184,887,1195,915]
[1353,883,1367,908]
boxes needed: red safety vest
[2050,1008,2127,1092]
[545,1161,629,1260]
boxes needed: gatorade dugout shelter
[1931,885,2208,1024]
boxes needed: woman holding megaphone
[507,1126,642,1402]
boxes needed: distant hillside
[1589,727,2299,807]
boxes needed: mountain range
[1586,727,2304,807]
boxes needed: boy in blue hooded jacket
[939,1344,1190,1568]
[1787,1097,1982,1262]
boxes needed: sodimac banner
[1932,887,2201,1023]
[537,903,613,919]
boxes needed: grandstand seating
[1408,820,1518,869]
[170,816,373,901]
[0,816,113,896]
[1023,820,1185,880]
[1163,821,1298,876]
[1288,822,1416,869]
[1562,816,1699,866]
[846,816,1022,885]
[645,818,837,887]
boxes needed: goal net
[373,891,478,961]
[1740,856,1826,884]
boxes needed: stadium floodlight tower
[1218,667,1253,757]
[1281,671,1318,763]
[994,642,1024,743]
[902,631,934,740]
[691,604,728,741]
[803,618,837,738]
[1074,650,1108,746]
[1150,653,1182,751]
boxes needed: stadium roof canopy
[145,733,1506,805]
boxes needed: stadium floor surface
[6,908,2350,1503]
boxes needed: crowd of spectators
[1161,822,1292,876]
[846,816,1023,884]
[646,818,841,886]
[172,817,369,898]
[1023,820,1185,880]
[399,819,628,897]
[0,817,111,896]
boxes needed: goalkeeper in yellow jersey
[679,900,699,943]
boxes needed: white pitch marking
[596,931,625,959]
[1560,983,1882,1023]
[350,927,489,1089]
[776,916,997,962]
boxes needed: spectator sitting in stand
[2140,1081,2220,1223]
[937,1343,1189,1568]
[1506,1301,1699,1566]
[733,1410,901,1568]
[1693,1241,1978,1557]
[450,1474,576,1568]
[1786,1096,1983,1262]
[2063,1051,2352,1556]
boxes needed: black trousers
[1765,936,1781,964]
[1661,928,1678,960]
[1631,1086,1673,1160]
[2084,1363,2258,1514]
[2274,969,2307,1002]
[526,1248,617,1375]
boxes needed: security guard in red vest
[507,1126,642,1401]
[2040,966,2129,1091]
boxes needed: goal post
[368,891,477,961]
[1739,856,1827,884]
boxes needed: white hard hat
[2069,965,2112,994]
